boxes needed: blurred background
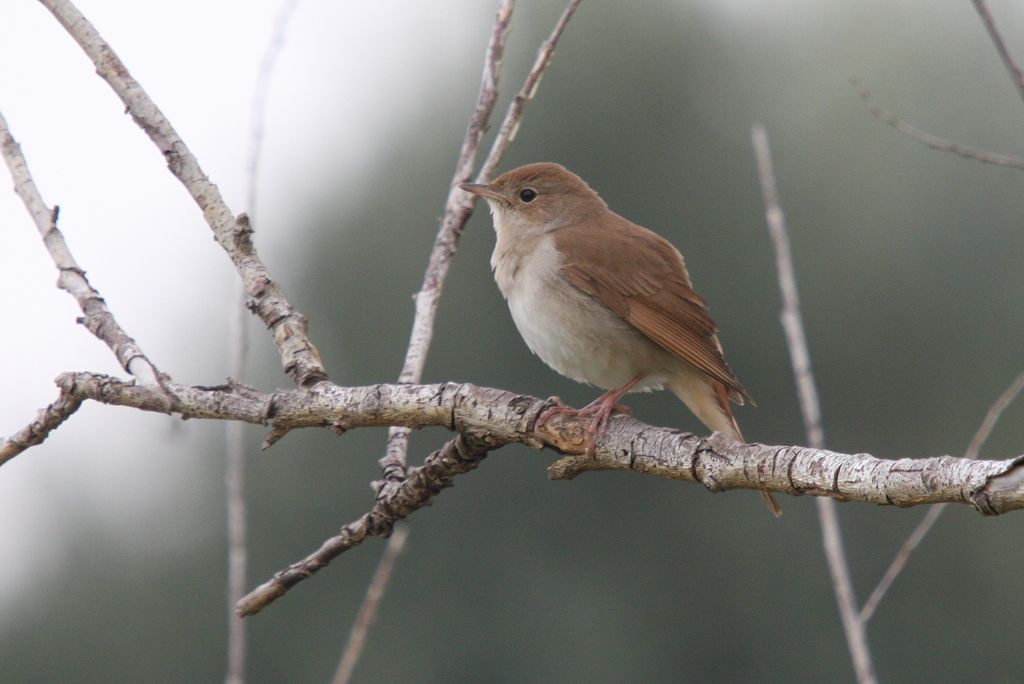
[2,1,1023,681]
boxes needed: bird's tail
[669,378,782,518]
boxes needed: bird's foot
[536,394,631,454]
[574,397,632,454]
[580,395,632,417]
[535,396,576,431]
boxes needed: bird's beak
[458,182,505,203]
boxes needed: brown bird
[460,162,780,516]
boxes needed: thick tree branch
[29,371,1024,612]
[39,0,327,388]
[47,372,1024,514]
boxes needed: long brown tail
[672,378,782,517]
[718,386,782,518]
[758,487,782,517]
[715,384,782,518]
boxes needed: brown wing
[555,214,751,403]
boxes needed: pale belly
[497,236,681,392]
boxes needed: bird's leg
[576,374,644,452]
[579,395,632,416]
[535,375,645,453]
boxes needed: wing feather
[555,214,750,403]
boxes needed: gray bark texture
[48,371,1024,518]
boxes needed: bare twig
[382,0,517,483]
[362,0,582,669]
[350,0,516,673]
[39,0,328,388]
[238,434,493,617]
[224,295,249,684]
[971,0,1024,105]
[476,0,583,182]
[331,525,409,684]
[752,125,877,684]
[384,0,582,478]
[0,388,84,467]
[246,0,302,222]
[853,79,1024,171]
[964,374,1024,461]
[859,370,1024,623]
[751,128,823,451]
[814,502,873,681]
[0,109,163,389]
[222,4,304,679]
[850,0,1024,627]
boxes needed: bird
[459,162,780,516]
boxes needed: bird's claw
[536,395,631,455]
[535,396,573,431]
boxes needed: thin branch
[0,388,84,467]
[246,0,302,223]
[752,125,877,684]
[971,0,1024,105]
[224,294,249,684]
[222,4,304,679]
[39,0,328,388]
[853,79,1024,171]
[331,525,409,684]
[238,434,492,617]
[361,2,581,674]
[350,1,515,674]
[751,127,823,451]
[383,0,581,477]
[382,0,516,483]
[964,373,1024,462]
[848,0,1024,627]
[859,370,1024,623]
[815,502,873,681]
[0,109,163,389]
[476,0,583,182]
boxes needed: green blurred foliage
[4,1,1024,682]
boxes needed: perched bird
[460,162,780,516]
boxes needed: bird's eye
[519,188,538,203]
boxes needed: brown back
[554,214,750,404]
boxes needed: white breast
[493,234,678,392]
